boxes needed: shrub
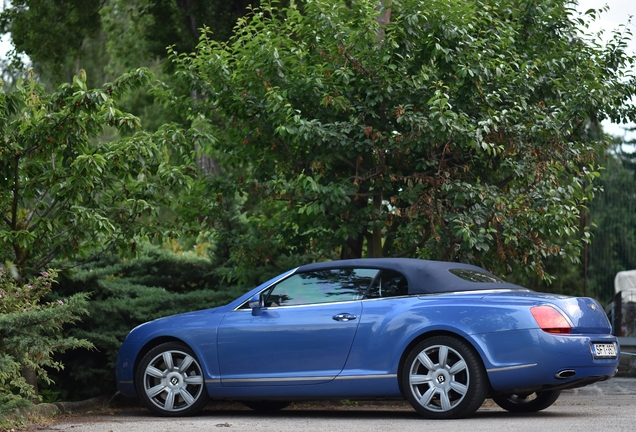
[0,268,91,411]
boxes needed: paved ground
[22,378,636,432]
[562,376,636,395]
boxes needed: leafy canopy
[0,0,103,79]
[172,0,636,279]
[0,69,200,278]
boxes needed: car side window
[264,268,379,307]
[365,270,409,299]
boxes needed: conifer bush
[0,268,91,413]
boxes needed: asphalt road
[32,378,636,432]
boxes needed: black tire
[401,336,488,419]
[135,342,209,416]
[242,400,291,412]
[492,390,561,413]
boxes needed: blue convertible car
[116,258,619,419]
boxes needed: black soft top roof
[296,258,525,294]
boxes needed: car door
[217,268,378,386]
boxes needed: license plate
[592,343,617,359]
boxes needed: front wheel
[401,336,488,419]
[135,342,209,416]
[492,390,561,413]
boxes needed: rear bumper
[489,374,613,396]
[475,329,619,392]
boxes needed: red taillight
[530,305,572,334]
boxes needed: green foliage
[503,136,636,303]
[0,0,104,80]
[101,0,266,69]
[1,0,274,135]
[588,145,636,302]
[0,392,32,418]
[1,0,276,77]
[0,69,200,278]
[172,0,636,280]
[0,268,92,407]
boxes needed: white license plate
[592,343,617,358]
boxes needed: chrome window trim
[360,295,413,302]
[418,288,532,298]
[233,298,363,312]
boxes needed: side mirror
[249,293,263,316]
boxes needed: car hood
[124,306,221,343]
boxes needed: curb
[2,396,107,425]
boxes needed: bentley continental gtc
[116,258,619,419]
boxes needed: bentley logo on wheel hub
[170,377,179,386]
[437,375,446,384]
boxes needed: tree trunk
[370,191,383,257]
[368,1,391,257]
[341,233,365,259]
[375,1,392,42]
[22,366,39,401]
[175,1,221,177]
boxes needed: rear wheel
[242,400,291,412]
[135,342,209,416]
[492,390,561,413]
[402,336,487,419]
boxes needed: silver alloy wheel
[407,344,470,412]
[141,349,205,412]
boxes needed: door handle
[332,313,357,322]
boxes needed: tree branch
[392,234,429,258]
[25,187,53,228]
[11,154,20,229]
[277,138,305,170]
[32,249,59,275]
[30,197,71,246]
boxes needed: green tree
[1,1,269,135]
[0,0,267,81]
[172,0,636,279]
[0,0,104,82]
[102,0,262,69]
[588,143,636,302]
[516,136,636,304]
[0,69,200,280]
